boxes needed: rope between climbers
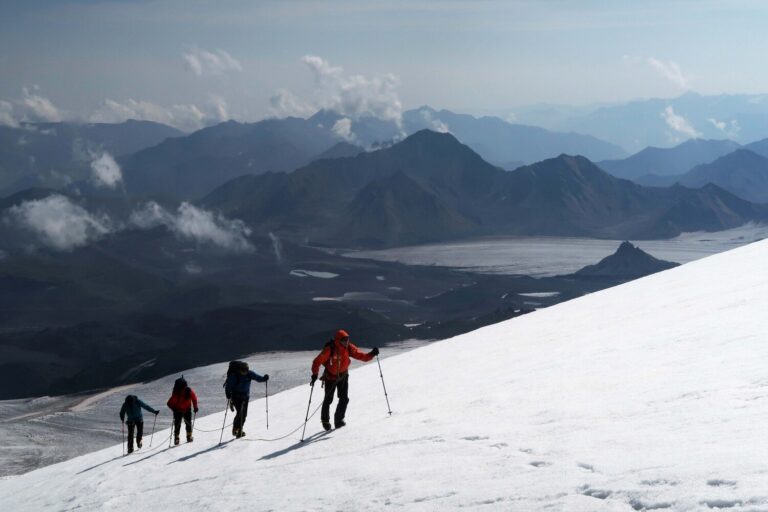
[192,403,322,441]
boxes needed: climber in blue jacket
[224,361,269,438]
[119,395,159,453]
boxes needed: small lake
[346,224,768,277]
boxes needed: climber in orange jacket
[311,329,379,431]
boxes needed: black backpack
[227,361,249,377]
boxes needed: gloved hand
[229,401,235,412]
[261,374,269,382]
[154,410,159,416]
[310,374,318,386]
[370,347,379,357]
[194,407,199,414]
[225,392,231,400]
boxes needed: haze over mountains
[3,98,768,400]
[202,130,767,248]
[515,92,768,152]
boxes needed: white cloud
[0,100,18,127]
[419,108,449,133]
[130,202,253,252]
[331,118,355,142]
[209,95,230,122]
[270,55,404,139]
[183,47,243,77]
[302,55,403,124]
[622,56,691,90]
[661,106,701,141]
[20,86,62,122]
[269,89,316,118]
[708,117,741,139]
[90,152,123,189]
[89,98,207,132]
[0,87,63,125]
[6,195,112,251]
[647,58,690,89]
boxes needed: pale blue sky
[1,0,766,129]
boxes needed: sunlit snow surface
[2,239,768,510]
[0,342,426,477]
[347,224,768,276]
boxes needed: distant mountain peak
[573,241,679,279]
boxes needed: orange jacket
[167,387,198,413]
[312,335,374,379]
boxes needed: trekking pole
[265,380,269,430]
[300,384,315,442]
[121,421,125,456]
[376,355,392,416]
[219,399,230,445]
[149,413,158,447]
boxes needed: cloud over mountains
[182,47,243,77]
[130,202,253,252]
[270,55,404,141]
[5,195,112,251]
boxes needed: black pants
[321,374,349,425]
[126,421,143,450]
[173,410,192,437]
[232,394,249,434]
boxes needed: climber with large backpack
[311,329,379,431]
[166,375,199,445]
[224,361,269,438]
[119,395,159,454]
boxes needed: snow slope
[3,240,768,511]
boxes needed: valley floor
[347,224,768,276]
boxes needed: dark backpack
[227,361,249,377]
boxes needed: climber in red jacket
[311,329,379,431]
[167,375,199,444]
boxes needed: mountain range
[634,149,768,203]
[598,138,741,180]
[0,120,182,195]
[514,91,768,152]
[120,117,341,200]
[310,107,628,165]
[202,130,768,248]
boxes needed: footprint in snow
[577,462,595,472]
[529,460,551,468]
[700,499,743,509]
[460,435,489,441]
[579,485,611,500]
[640,479,679,487]
[706,479,737,487]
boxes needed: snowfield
[2,240,768,511]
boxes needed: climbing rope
[192,403,322,441]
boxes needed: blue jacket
[119,396,158,423]
[225,370,266,398]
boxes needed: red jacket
[312,333,374,380]
[167,387,198,413]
